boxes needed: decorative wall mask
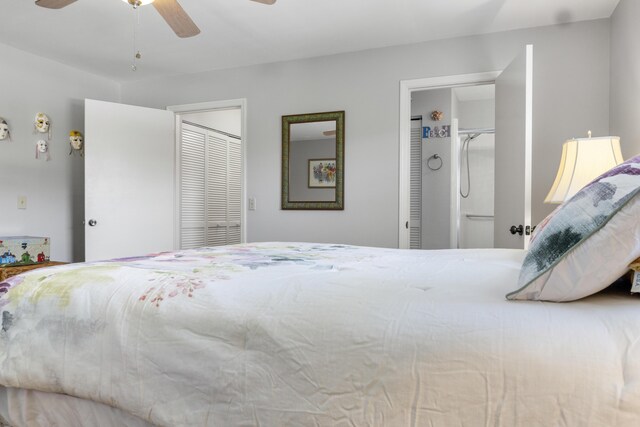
[34,112,51,139]
[69,130,84,156]
[36,139,51,161]
[0,118,10,141]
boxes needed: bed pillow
[507,154,640,302]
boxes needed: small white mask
[0,119,9,141]
[37,140,48,153]
[36,139,51,161]
[34,113,50,135]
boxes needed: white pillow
[507,156,640,302]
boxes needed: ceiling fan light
[122,0,155,6]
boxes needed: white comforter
[0,242,639,426]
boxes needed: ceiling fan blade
[35,0,77,9]
[152,0,200,38]
[250,0,276,4]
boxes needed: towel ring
[427,154,443,171]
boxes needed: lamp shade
[544,135,623,204]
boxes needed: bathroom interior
[410,84,495,250]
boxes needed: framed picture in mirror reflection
[308,158,336,188]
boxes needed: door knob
[509,225,524,235]
[88,219,97,227]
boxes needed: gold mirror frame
[281,111,345,210]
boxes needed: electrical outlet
[249,197,256,211]
[17,196,27,210]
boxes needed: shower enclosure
[454,126,495,249]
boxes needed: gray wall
[457,99,495,130]
[0,42,120,262]
[610,0,640,158]
[120,19,610,248]
[289,139,336,202]
[411,88,452,249]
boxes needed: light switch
[249,197,256,211]
[17,196,27,210]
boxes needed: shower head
[463,133,482,143]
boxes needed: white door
[85,99,175,261]
[494,45,533,249]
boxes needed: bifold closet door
[180,123,241,249]
[227,139,242,244]
[206,134,228,246]
[206,134,242,246]
[180,125,207,249]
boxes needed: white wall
[610,0,640,158]
[181,108,242,137]
[411,88,452,249]
[0,42,120,262]
[118,19,610,248]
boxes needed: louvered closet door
[207,135,229,247]
[180,125,207,249]
[227,139,242,244]
[409,118,422,249]
[180,123,242,249]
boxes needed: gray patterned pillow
[507,155,640,301]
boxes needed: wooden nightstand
[0,262,67,281]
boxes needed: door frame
[167,99,248,249]
[398,72,500,249]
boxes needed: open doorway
[409,84,495,249]
[399,45,534,251]
[409,84,495,250]
[398,71,499,250]
[168,100,247,250]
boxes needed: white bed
[0,242,638,426]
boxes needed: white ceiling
[0,0,619,83]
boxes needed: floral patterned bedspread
[1,243,640,426]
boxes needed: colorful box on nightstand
[0,236,50,267]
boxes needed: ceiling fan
[35,0,277,38]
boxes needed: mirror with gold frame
[281,111,345,210]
